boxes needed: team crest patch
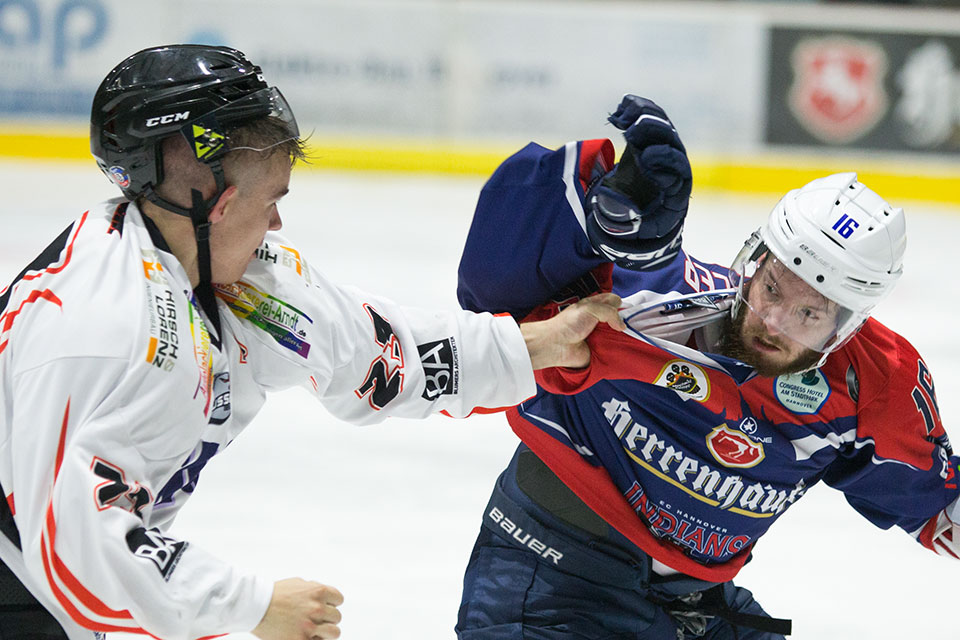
[774,369,830,414]
[706,425,765,469]
[654,360,710,402]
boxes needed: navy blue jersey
[458,140,960,581]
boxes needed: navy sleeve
[456,141,611,316]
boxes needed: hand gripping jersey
[0,199,535,639]
[457,139,960,582]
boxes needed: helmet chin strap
[187,186,223,347]
[142,160,226,347]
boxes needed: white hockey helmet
[730,172,906,354]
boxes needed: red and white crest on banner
[706,425,765,469]
[788,36,888,143]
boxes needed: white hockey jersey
[0,198,536,639]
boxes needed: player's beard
[717,304,823,378]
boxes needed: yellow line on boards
[0,131,92,161]
[1,130,957,205]
[694,159,960,206]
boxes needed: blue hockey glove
[585,95,692,271]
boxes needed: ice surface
[1,160,958,639]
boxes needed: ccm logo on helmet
[145,112,190,127]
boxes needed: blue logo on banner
[0,0,108,69]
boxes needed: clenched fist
[253,578,344,640]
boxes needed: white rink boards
[1,161,958,639]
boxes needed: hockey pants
[0,475,68,640]
[0,556,68,640]
[456,445,790,639]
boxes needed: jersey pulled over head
[730,172,906,356]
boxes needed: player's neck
[139,199,201,288]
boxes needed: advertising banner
[0,0,761,149]
[0,0,112,117]
[766,25,960,154]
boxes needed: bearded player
[453,95,956,639]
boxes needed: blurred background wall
[1,0,958,203]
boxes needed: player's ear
[208,185,239,224]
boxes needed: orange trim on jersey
[439,406,506,419]
[5,493,13,516]
[0,210,88,295]
[39,523,155,635]
[0,210,86,353]
[145,337,158,364]
[0,289,63,355]
[39,399,158,636]
[43,505,142,622]
[53,399,70,477]
[0,289,63,333]
[278,245,303,275]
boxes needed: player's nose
[760,309,787,338]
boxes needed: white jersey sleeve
[218,235,536,423]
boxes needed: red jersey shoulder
[839,317,946,470]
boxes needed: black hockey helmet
[90,44,298,203]
[91,45,300,342]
